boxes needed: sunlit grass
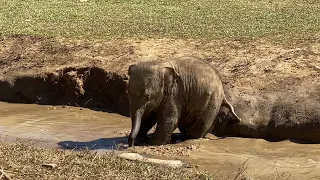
[0,0,319,41]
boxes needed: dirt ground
[0,35,320,179]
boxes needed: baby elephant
[127,56,240,147]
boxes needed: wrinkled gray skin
[127,57,241,147]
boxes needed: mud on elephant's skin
[126,56,241,147]
[212,92,320,143]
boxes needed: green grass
[0,0,319,40]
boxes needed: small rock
[118,153,144,161]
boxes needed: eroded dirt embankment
[0,35,132,116]
[0,67,129,116]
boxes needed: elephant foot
[150,135,171,145]
[134,135,151,146]
[145,133,188,145]
[148,133,189,144]
[176,132,195,142]
[169,133,183,143]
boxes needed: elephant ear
[128,64,137,76]
[162,67,179,94]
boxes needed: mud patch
[130,141,201,158]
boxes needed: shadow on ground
[58,137,128,150]
[57,133,190,151]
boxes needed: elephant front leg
[152,103,179,145]
[136,111,157,145]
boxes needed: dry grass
[0,139,212,180]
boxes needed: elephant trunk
[128,106,145,147]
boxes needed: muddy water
[1,101,320,179]
[179,137,320,179]
[0,101,130,150]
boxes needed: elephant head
[127,63,179,147]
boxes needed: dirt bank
[0,35,131,115]
[0,66,129,116]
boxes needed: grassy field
[0,140,212,180]
[0,0,319,41]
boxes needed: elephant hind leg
[187,120,211,139]
[178,125,188,135]
[187,111,219,139]
[178,125,190,141]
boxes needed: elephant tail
[222,97,241,122]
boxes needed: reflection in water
[1,102,320,179]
